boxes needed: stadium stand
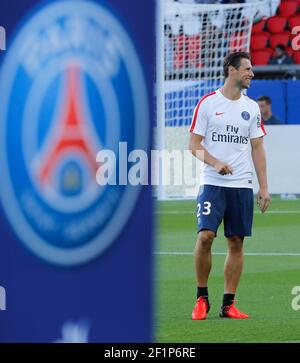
[269,32,290,47]
[165,1,300,69]
[251,0,300,65]
[292,49,300,61]
[267,15,287,33]
[279,1,298,17]
[288,14,300,28]
[252,19,267,34]
[251,33,270,50]
[251,49,273,64]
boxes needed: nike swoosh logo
[216,112,225,116]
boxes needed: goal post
[155,0,278,200]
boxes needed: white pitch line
[154,251,300,256]
[155,210,300,215]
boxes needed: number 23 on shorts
[196,201,212,219]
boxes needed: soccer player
[188,52,270,320]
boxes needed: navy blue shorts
[196,185,254,237]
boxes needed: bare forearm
[190,144,219,168]
[252,146,268,189]
[188,134,233,175]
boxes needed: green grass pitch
[154,196,300,343]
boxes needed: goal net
[156,0,278,200]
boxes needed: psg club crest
[241,111,250,121]
[0,0,149,265]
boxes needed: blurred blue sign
[0,0,153,342]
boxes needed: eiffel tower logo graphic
[34,66,100,195]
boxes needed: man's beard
[238,80,250,90]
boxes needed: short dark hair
[257,95,271,104]
[223,52,251,78]
[275,44,285,51]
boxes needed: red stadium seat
[285,46,294,56]
[270,32,290,48]
[186,35,201,51]
[250,33,270,50]
[279,1,298,18]
[229,32,247,52]
[186,35,201,69]
[292,50,300,63]
[252,20,266,34]
[267,16,287,33]
[173,34,187,69]
[288,15,300,29]
[251,50,272,65]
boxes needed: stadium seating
[229,31,248,52]
[288,14,300,29]
[279,1,298,18]
[186,35,202,69]
[171,0,300,67]
[250,33,270,50]
[285,46,294,56]
[267,16,287,33]
[173,33,187,69]
[252,50,273,65]
[252,20,266,34]
[270,32,290,48]
[249,0,300,64]
[292,50,300,63]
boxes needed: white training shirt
[189,89,266,188]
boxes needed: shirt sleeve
[250,103,266,139]
[189,97,208,136]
